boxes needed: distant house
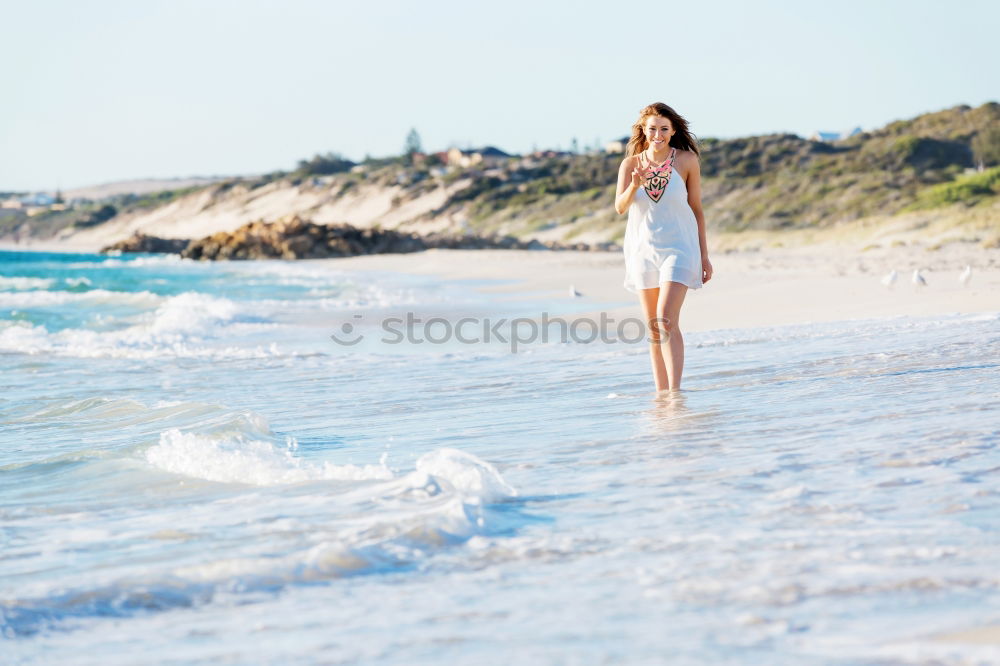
[809,127,863,143]
[604,136,630,153]
[2,193,58,209]
[20,192,56,206]
[529,149,571,159]
[446,146,512,168]
[475,146,512,161]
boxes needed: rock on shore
[100,233,191,254]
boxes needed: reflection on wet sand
[641,388,725,438]
[646,389,691,433]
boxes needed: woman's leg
[639,287,668,391]
[656,281,689,390]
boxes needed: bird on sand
[912,269,927,287]
[569,285,582,298]
[959,265,972,287]
[881,270,898,288]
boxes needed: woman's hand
[702,255,713,284]
[615,156,647,214]
[630,161,647,189]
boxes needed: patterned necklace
[641,147,676,203]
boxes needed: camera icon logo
[330,314,364,346]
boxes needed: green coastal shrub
[294,152,355,176]
[904,166,1000,210]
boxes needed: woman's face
[643,115,674,149]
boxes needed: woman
[615,102,713,393]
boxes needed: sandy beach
[316,239,1000,332]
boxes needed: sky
[2,0,997,191]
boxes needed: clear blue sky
[2,0,997,191]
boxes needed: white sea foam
[251,282,460,311]
[0,288,162,308]
[145,429,394,485]
[97,254,190,268]
[222,261,354,287]
[143,428,518,503]
[64,276,92,287]
[314,283,446,309]
[0,322,288,359]
[144,291,239,335]
[0,275,55,290]
[0,291,289,359]
[416,448,518,502]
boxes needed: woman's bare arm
[684,152,714,283]
[684,153,709,259]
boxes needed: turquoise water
[2,249,999,665]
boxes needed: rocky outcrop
[100,232,190,254]
[178,215,620,260]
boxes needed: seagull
[569,284,582,298]
[912,269,927,287]
[881,270,897,288]
[959,265,972,287]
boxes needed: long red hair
[626,102,700,157]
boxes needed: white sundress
[623,147,704,293]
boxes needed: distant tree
[404,128,422,158]
[74,204,117,228]
[570,137,579,154]
[972,127,1000,167]
[93,204,117,222]
[295,152,355,176]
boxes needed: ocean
[1,249,999,665]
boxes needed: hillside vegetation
[441,102,1000,240]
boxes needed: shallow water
[2,250,999,665]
